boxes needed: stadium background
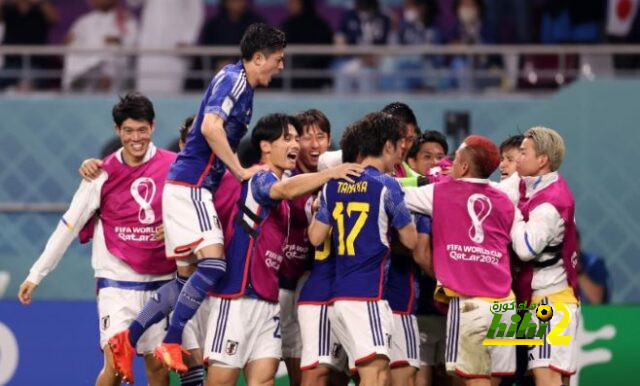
[1,0,640,384]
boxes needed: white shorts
[331,299,393,371]
[298,304,347,372]
[445,297,516,378]
[97,286,167,355]
[183,297,211,351]
[203,297,281,368]
[163,184,223,259]
[279,288,302,358]
[390,314,420,369]
[417,315,446,366]
[527,299,580,376]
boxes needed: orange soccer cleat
[108,329,135,384]
[154,343,189,373]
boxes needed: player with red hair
[402,135,522,385]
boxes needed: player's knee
[144,354,169,385]
[206,364,240,386]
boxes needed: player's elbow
[308,228,325,247]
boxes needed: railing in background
[2,44,640,93]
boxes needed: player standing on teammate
[105,23,287,376]
[18,93,174,386]
[403,135,522,385]
[309,112,417,386]
[511,127,580,386]
[201,113,361,386]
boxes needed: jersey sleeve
[414,214,432,235]
[204,71,245,122]
[250,171,280,208]
[314,185,331,225]
[384,180,413,230]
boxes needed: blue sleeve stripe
[524,232,538,256]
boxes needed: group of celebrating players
[18,23,580,386]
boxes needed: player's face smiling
[298,124,330,172]
[116,118,154,165]
[516,138,545,177]
[268,124,300,174]
[258,49,285,86]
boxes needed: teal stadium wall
[0,79,638,302]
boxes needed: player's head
[178,115,195,151]
[359,112,404,173]
[498,134,523,180]
[251,113,302,175]
[241,23,287,87]
[382,102,420,161]
[452,135,500,179]
[517,126,565,176]
[340,121,363,163]
[294,109,331,172]
[112,92,155,163]
[406,130,448,175]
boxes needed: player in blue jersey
[105,23,289,378]
[308,112,417,386]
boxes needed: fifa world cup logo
[467,193,492,243]
[130,177,156,224]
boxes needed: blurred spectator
[128,0,204,95]
[577,231,611,304]
[539,0,605,44]
[381,0,443,90]
[280,0,333,89]
[0,0,59,91]
[607,0,640,73]
[186,0,264,90]
[446,0,503,90]
[334,0,391,93]
[62,0,138,92]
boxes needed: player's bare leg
[532,368,563,386]
[356,356,390,386]
[301,366,330,386]
[490,376,502,386]
[144,353,169,386]
[205,364,241,386]
[463,378,490,386]
[284,357,302,386]
[244,357,280,386]
[390,365,417,386]
[96,345,122,386]
[415,365,429,386]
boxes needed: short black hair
[294,109,331,136]
[179,115,195,144]
[240,23,287,61]
[340,122,362,163]
[407,130,448,160]
[499,135,524,153]
[358,112,403,158]
[251,113,302,150]
[382,102,418,128]
[112,92,155,127]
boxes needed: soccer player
[105,23,287,375]
[498,135,523,181]
[405,131,449,177]
[511,127,580,386]
[403,135,521,386]
[382,102,421,178]
[279,109,332,386]
[201,113,361,386]
[18,93,174,386]
[308,112,417,386]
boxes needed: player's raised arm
[307,188,332,247]
[403,184,435,215]
[268,163,363,201]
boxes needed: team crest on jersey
[101,315,110,331]
[225,340,239,355]
[467,193,492,243]
[130,177,157,224]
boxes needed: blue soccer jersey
[384,214,432,314]
[315,166,412,300]
[167,61,254,191]
[298,234,335,304]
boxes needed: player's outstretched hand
[18,280,38,305]
[79,158,103,181]
[328,163,364,183]
[236,164,269,182]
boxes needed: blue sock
[164,258,226,344]
[180,365,205,386]
[128,275,188,347]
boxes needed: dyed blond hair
[524,126,565,171]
